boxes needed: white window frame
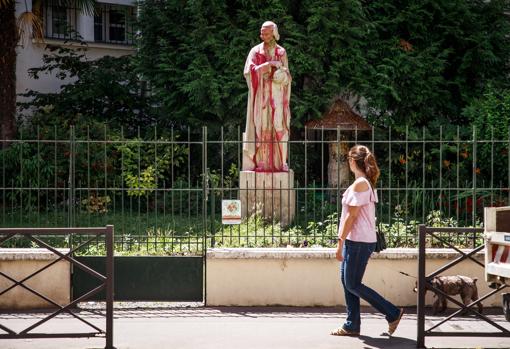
[44,2,76,39]
[94,4,134,45]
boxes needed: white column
[77,12,94,42]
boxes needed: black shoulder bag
[374,223,387,253]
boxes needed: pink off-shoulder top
[338,177,379,243]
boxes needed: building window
[42,0,134,45]
[94,7,104,42]
[51,6,67,37]
[43,0,78,40]
[94,4,134,45]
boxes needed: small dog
[414,275,483,315]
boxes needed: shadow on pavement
[359,334,417,349]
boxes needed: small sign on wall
[222,200,241,224]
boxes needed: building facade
[15,0,136,97]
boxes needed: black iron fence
[0,226,114,349]
[417,225,510,348]
[1,125,509,254]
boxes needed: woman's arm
[336,205,360,261]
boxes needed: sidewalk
[1,305,509,349]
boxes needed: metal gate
[0,227,114,349]
[72,256,203,301]
[417,225,510,348]
[67,126,210,303]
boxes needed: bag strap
[358,176,376,200]
[360,177,381,231]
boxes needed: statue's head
[260,21,279,44]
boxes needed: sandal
[330,327,360,336]
[388,308,404,335]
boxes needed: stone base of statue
[239,170,295,226]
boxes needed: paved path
[1,306,509,348]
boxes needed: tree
[0,0,18,143]
[19,45,156,132]
[136,0,510,131]
[0,0,95,143]
[463,84,510,186]
[136,0,369,131]
[358,0,510,127]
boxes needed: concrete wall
[0,249,70,310]
[206,248,506,308]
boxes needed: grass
[0,209,483,256]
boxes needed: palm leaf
[17,11,44,43]
[60,0,96,16]
[76,0,96,16]
[0,0,13,8]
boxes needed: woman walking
[331,145,403,336]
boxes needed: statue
[242,21,292,172]
[239,21,295,226]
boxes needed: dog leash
[399,271,417,279]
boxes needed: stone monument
[241,21,295,226]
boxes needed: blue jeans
[340,239,400,332]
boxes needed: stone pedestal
[239,170,295,226]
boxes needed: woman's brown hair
[349,145,380,188]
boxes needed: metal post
[405,125,409,227]
[388,127,392,225]
[417,224,426,348]
[211,176,215,247]
[304,126,308,233]
[337,126,341,221]
[105,225,114,349]
[439,126,443,214]
[472,126,477,226]
[422,127,426,223]
[68,126,76,228]
[456,126,460,223]
[202,126,208,306]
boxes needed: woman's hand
[335,245,344,262]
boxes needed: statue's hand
[255,62,271,72]
[269,61,282,68]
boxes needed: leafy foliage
[3,208,479,253]
[82,194,111,213]
[136,0,510,130]
[357,0,510,127]
[464,84,510,186]
[19,44,156,132]
[115,137,188,196]
[4,45,194,212]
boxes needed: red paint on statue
[243,27,291,173]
